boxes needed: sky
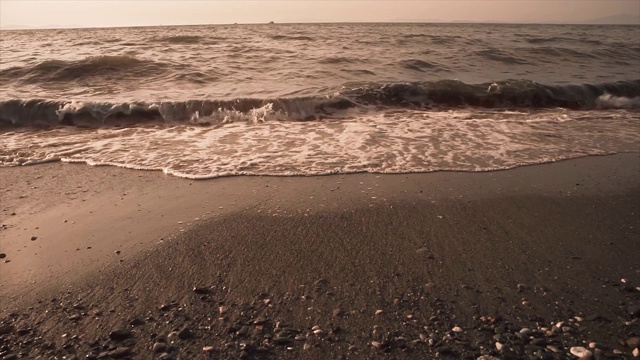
[1,0,639,29]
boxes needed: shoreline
[1,153,639,359]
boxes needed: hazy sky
[1,0,639,28]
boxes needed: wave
[523,46,599,60]
[318,56,365,64]
[401,34,462,45]
[343,69,376,76]
[473,49,529,65]
[0,55,168,83]
[1,79,639,128]
[524,36,605,46]
[152,35,203,44]
[397,59,448,72]
[270,35,314,41]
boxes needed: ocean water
[1,23,639,178]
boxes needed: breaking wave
[1,79,639,128]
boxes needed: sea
[1,23,639,179]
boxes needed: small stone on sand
[626,337,640,348]
[570,346,592,358]
[152,342,167,353]
[108,328,132,341]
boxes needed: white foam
[1,109,639,179]
[595,94,640,110]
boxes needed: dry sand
[0,154,639,359]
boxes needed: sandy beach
[1,153,639,359]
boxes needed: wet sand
[0,154,639,359]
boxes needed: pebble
[520,328,532,335]
[627,337,640,348]
[0,324,14,335]
[193,286,210,294]
[108,328,132,341]
[152,342,167,353]
[203,346,214,352]
[570,346,592,358]
[107,347,130,359]
[273,336,292,345]
[375,309,383,315]
[0,253,6,259]
[531,338,547,346]
[178,327,192,339]
[547,345,560,353]
[30,236,37,241]
[452,326,462,332]
[129,318,144,326]
[236,326,249,336]
[477,357,500,360]
[633,348,639,357]
[495,342,504,351]
[516,332,528,342]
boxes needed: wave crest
[270,35,314,41]
[152,35,203,44]
[397,59,447,72]
[1,79,639,128]
[473,49,529,65]
[0,55,167,83]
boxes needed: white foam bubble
[595,94,640,110]
[1,109,639,179]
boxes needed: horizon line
[2,19,640,31]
